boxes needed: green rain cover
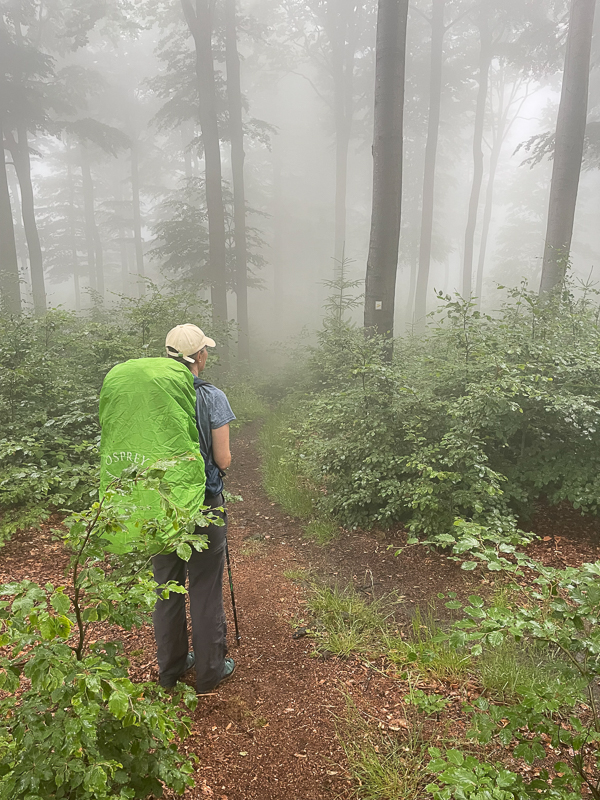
[99,358,205,552]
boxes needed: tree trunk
[539,0,596,295]
[80,145,97,293]
[405,256,417,325]
[272,152,285,333]
[474,131,501,304]
[6,165,28,287]
[414,0,445,327]
[66,156,81,312]
[130,140,145,298]
[331,0,356,268]
[462,0,491,299]
[364,0,409,342]
[225,0,249,362]
[181,0,229,328]
[0,117,22,315]
[182,124,194,179]
[10,126,46,314]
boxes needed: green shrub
[0,463,220,799]
[276,282,600,566]
[430,562,600,798]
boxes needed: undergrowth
[0,283,264,545]
[298,576,596,800]
[273,277,600,572]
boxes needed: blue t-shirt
[193,378,236,498]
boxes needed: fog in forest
[2,0,600,356]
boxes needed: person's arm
[211,424,231,471]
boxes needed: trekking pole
[225,537,241,646]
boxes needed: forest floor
[3,422,600,799]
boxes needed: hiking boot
[159,651,196,689]
[197,658,236,694]
[218,657,235,686]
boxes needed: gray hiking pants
[152,494,228,692]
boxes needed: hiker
[98,326,235,693]
[153,324,237,692]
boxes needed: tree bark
[414,0,445,326]
[66,153,81,312]
[182,123,194,179]
[364,0,409,341]
[462,0,491,299]
[0,115,22,315]
[80,145,98,293]
[130,140,145,298]
[9,126,46,314]
[474,127,501,304]
[539,0,596,295]
[330,0,358,268]
[181,0,229,327]
[225,0,249,362]
[6,164,28,286]
[272,151,285,333]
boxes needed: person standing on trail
[98,324,236,694]
[152,323,237,692]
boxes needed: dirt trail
[180,425,354,800]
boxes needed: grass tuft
[384,605,472,681]
[283,567,314,583]
[303,519,339,544]
[340,704,427,800]
[307,584,396,657]
[478,638,580,702]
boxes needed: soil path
[3,423,600,800]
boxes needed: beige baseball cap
[165,324,216,363]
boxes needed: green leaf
[486,630,504,647]
[108,690,129,719]
[84,764,108,793]
[176,542,192,561]
[445,750,464,766]
[50,591,71,615]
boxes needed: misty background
[2,0,599,352]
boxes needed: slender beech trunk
[6,165,28,281]
[0,118,21,315]
[130,141,145,297]
[80,145,97,292]
[225,0,249,362]
[272,153,284,332]
[331,0,356,268]
[181,0,228,327]
[182,124,194,179]
[364,0,409,343]
[66,156,81,312]
[474,131,501,304]
[462,0,491,299]
[474,79,509,305]
[539,0,596,295]
[406,256,417,324]
[414,0,445,326]
[10,127,46,313]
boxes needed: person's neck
[190,364,199,377]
